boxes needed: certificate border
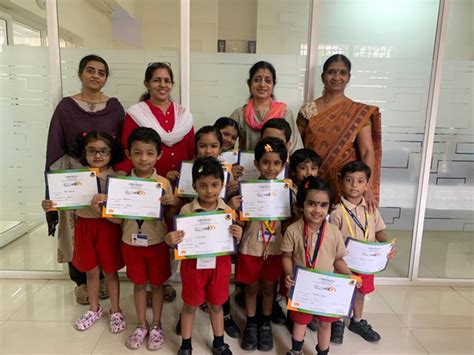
[173,210,237,260]
[344,237,392,274]
[238,179,293,221]
[45,168,100,211]
[102,175,165,220]
[287,266,360,318]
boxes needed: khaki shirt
[122,169,172,246]
[76,167,114,219]
[180,198,231,215]
[330,197,386,243]
[281,218,347,273]
[239,220,283,257]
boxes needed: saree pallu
[303,100,381,203]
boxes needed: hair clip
[304,181,309,189]
[198,166,204,173]
[82,132,87,137]
[264,144,273,152]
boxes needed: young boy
[260,118,292,152]
[101,127,180,350]
[232,137,288,352]
[329,160,395,344]
[166,157,243,355]
[289,148,321,186]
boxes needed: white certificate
[344,238,393,274]
[239,180,292,220]
[103,176,164,220]
[287,267,359,318]
[175,161,229,199]
[174,210,236,259]
[46,169,99,210]
[219,150,239,165]
[238,151,286,180]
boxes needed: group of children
[42,116,394,355]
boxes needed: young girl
[214,116,239,152]
[42,131,125,333]
[281,176,354,355]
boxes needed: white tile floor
[0,280,473,354]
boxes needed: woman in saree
[296,54,382,211]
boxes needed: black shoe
[177,349,192,355]
[316,345,329,355]
[175,314,182,335]
[307,317,317,331]
[240,323,258,351]
[286,351,304,355]
[271,301,286,325]
[257,321,273,351]
[348,318,381,342]
[330,320,345,344]
[212,343,232,355]
[224,314,241,338]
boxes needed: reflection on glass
[0,19,7,45]
[13,21,41,46]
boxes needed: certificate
[174,210,236,259]
[46,168,99,210]
[219,150,239,165]
[102,176,165,220]
[238,151,287,180]
[344,238,393,274]
[239,180,292,220]
[287,267,360,318]
[175,161,230,199]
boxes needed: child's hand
[229,224,243,243]
[166,170,180,184]
[41,199,55,212]
[284,274,295,290]
[161,193,180,207]
[228,195,242,210]
[388,245,397,260]
[232,164,244,179]
[165,230,184,246]
[227,179,239,196]
[92,193,107,214]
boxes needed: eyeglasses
[147,61,172,68]
[85,148,111,156]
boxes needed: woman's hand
[229,224,243,243]
[165,230,184,246]
[41,200,55,212]
[363,188,378,213]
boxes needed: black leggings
[68,262,104,286]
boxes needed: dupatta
[244,98,287,130]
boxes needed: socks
[222,298,231,316]
[291,338,303,351]
[213,335,225,348]
[353,317,361,322]
[316,345,329,355]
[181,338,192,350]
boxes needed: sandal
[126,324,148,350]
[163,285,176,303]
[199,302,209,313]
[98,278,109,300]
[109,310,126,333]
[147,324,165,350]
[74,305,103,331]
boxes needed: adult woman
[115,62,194,302]
[230,61,303,154]
[297,54,382,210]
[45,54,125,304]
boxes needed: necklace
[79,93,104,111]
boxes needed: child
[329,160,395,344]
[214,116,239,152]
[289,148,322,186]
[166,157,243,355]
[260,118,292,153]
[233,137,288,352]
[42,131,125,333]
[100,127,179,350]
[281,176,354,355]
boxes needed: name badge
[197,257,216,269]
[132,233,148,247]
[258,230,276,243]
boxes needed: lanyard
[136,220,144,233]
[260,221,276,259]
[303,220,326,268]
[341,203,369,241]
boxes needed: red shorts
[72,217,123,273]
[122,242,171,286]
[181,256,231,307]
[353,272,375,294]
[290,310,339,325]
[235,254,283,285]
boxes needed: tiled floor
[0,280,473,354]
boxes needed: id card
[197,257,216,269]
[132,233,148,247]
[258,230,276,243]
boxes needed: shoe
[330,320,344,344]
[307,317,317,331]
[240,322,258,351]
[316,345,329,355]
[74,284,89,305]
[74,305,103,330]
[177,350,192,355]
[199,302,209,313]
[175,314,182,335]
[271,301,286,325]
[348,318,381,342]
[126,325,148,350]
[224,314,241,338]
[109,310,126,333]
[98,278,109,300]
[258,321,273,351]
[163,284,176,303]
[147,325,165,350]
[212,343,232,355]
[286,350,304,355]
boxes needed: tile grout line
[3,279,50,323]
[450,286,474,305]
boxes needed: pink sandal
[147,325,165,350]
[109,310,126,333]
[74,305,103,331]
[126,324,148,350]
